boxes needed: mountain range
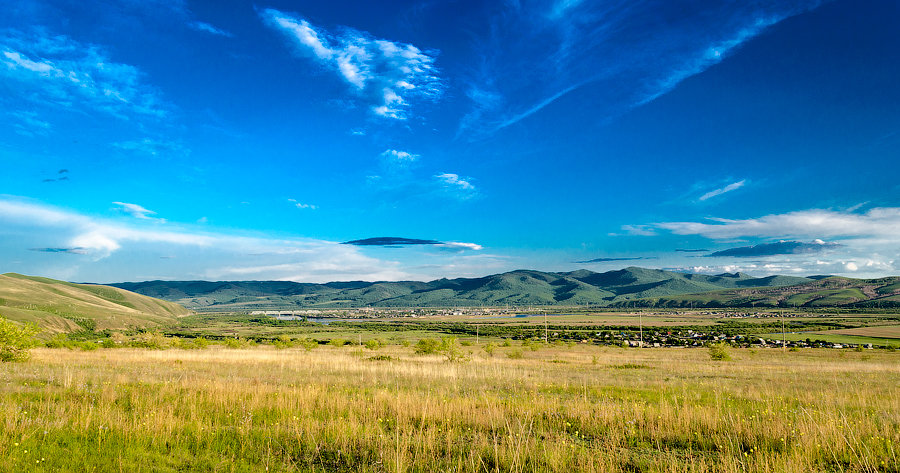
[108,267,830,310]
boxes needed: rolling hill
[617,276,900,308]
[0,273,191,332]
[108,267,816,310]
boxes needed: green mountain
[617,276,900,308]
[0,273,190,332]
[108,267,815,310]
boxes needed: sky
[1,0,899,283]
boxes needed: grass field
[1,344,897,472]
[761,332,900,347]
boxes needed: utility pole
[781,310,786,354]
[544,312,548,344]
[476,325,479,345]
[639,309,643,348]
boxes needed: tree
[0,317,39,362]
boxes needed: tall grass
[1,345,897,472]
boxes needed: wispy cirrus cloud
[112,138,187,157]
[287,199,317,210]
[0,29,168,119]
[381,149,419,162]
[112,201,161,221]
[260,8,443,120]
[434,173,477,199]
[699,179,746,201]
[459,1,825,137]
[188,21,232,37]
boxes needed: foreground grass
[1,346,898,472]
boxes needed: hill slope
[0,273,190,332]
[109,267,815,310]
[617,276,900,308]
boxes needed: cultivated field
[1,344,897,472]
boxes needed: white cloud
[188,21,233,37]
[435,173,475,191]
[698,179,746,201]
[295,203,317,210]
[112,138,186,157]
[0,29,167,118]
[437,242,484,251]
[655,207,900,240]
[381,149,419,161]
[261,8,442,120]
[0,197,416,282]
[112,202,158,220]
[620,225,657,237]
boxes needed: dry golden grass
[1,345,898,472]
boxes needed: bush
[45,333,75,349]
[131,332,170,349]
[329,338,348,347]
[506,349,524,360]
[364,338,382,350]
[273,335,294,349]
[0,318,39,362]
[223,337,252,349]
[414,338,440,355]
[179,337,209,350]
[708,343,731,361]
[439,337,465,362]
[297,338,318,351]
[483,343,496,357]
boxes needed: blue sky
[1,0,899,283]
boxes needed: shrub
[0,318,39,362]
[223,337,251,349]
[297,338,318,351]
[506,349,524,360]
[708,343,731,361]
[273,335,294,349]
[414,338,440,355]
[364,338,382,350]
[483,343,496,357]
[439,337,465,362]
[501,338,512,347]
[45,333,74,349]
[329,338,348,347]
[131,332,170,349]
[179,337,209,350]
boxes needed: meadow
[1,342,897,472]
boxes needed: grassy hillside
[622,275,900,308]
[0,273,190,333]
[110,267,815,310]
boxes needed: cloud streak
[0,29,167,119]
[707,240,842,257]
[699,179,746,201]
[189,21,233,37]
[460,1,824,137]
[655,207,900,240]
[261,8,443,120]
